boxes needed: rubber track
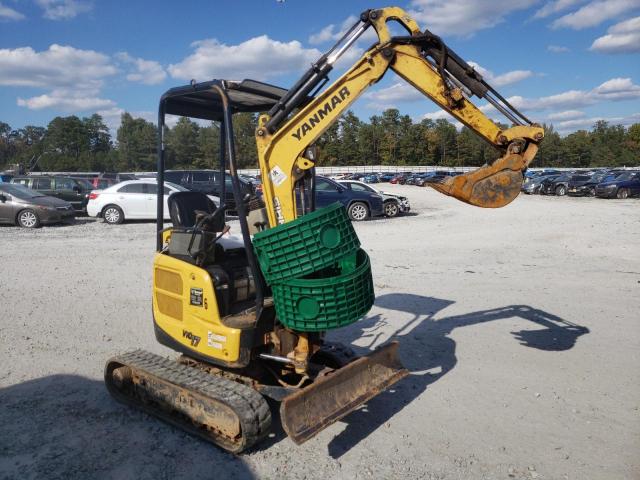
[105,350,271,453]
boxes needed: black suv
[164,170,255,213]
[11,175,93,211]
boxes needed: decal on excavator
[182,329,201,347]
[291,87,350,141]
[273,196,285,224]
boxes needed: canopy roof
[160,79,288,122]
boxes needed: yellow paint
[152,253,242,362]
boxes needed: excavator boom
[256,7,544,225]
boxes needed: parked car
[0,173,13,183]
[87,179,218,224]
[522,172,560,194]
[338,180,410,217]
[0,183,75,228]
[164,169,255,213]
[595,171,640,199]
[88,177,118,190]
[329,173,351,181]
[11,175,93,211]
[405,174,422,185]
[421,171,453,185]
[362,174,380,184]
[390,173,410,184]
[314,176,384,221]
[566,173,608,197]
[378,172,395,182]
[539,173,576,196]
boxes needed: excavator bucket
[428,146,539,208]
[280,341,408,444]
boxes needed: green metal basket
[253,202,360,285]
[271,249,375,332]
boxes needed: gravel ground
[1,185,638,480]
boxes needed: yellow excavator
[104,7,544,453]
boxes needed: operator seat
[167,191,257,318]
[168,191,220,230]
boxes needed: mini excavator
[105,7,544,452]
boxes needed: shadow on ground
[0,375,257,480]
[325,293,590,458]
[0,295,589,473]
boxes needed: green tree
[167,117,201,167]
[433,119,457,166]
[232,113,258,168]
[117,112,157,171]
[198,122,221,168]
[84,114,111,154]
[340,110,361,165]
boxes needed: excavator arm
[256,6,544,225]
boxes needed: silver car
[0,183,75,228]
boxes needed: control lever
[187,205,228,264]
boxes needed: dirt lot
[1,185,638,480]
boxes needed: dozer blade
[427,147,537,208]
[280,341,408,444]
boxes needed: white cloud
[482,77,640,114]
[309,15,358,44]
[554,112,640,132]
[0,44,116,89]
[116,52,166,85]
[36,0,92,20]
[17,89,115,111]
[551,0,640,29]
[363,82,425,110]
[363,63,534,110]
[590,16,640,53]
[408,0,538,37]
[547,109,585,120]
[422,110,455,121]
[534,0,587,19]
[469,62,534,87]
[168,36,321,82]
[0,44,120,113]
[97,108,156,133]
[547,45,571,52]
[0,2,25,20]
[309,14,378,46]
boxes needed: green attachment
[271,249,375,332]
[253,202,360,285]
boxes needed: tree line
[1,110,638,173]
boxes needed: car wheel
[588,187,596,197]
[384,201,400,218]
[103,205,124,224]
[17,209,41,228]
[555,185,566,196]
[347,202,369,221]
[616,188,629,199]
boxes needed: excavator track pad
[281,341,408,444]
[104,350,271,453]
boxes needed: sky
[1,0,639,136]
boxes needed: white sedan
[87,179,218,224]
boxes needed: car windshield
[572,175,590,181]
[0,183,46,199]
[614,172,633,181]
